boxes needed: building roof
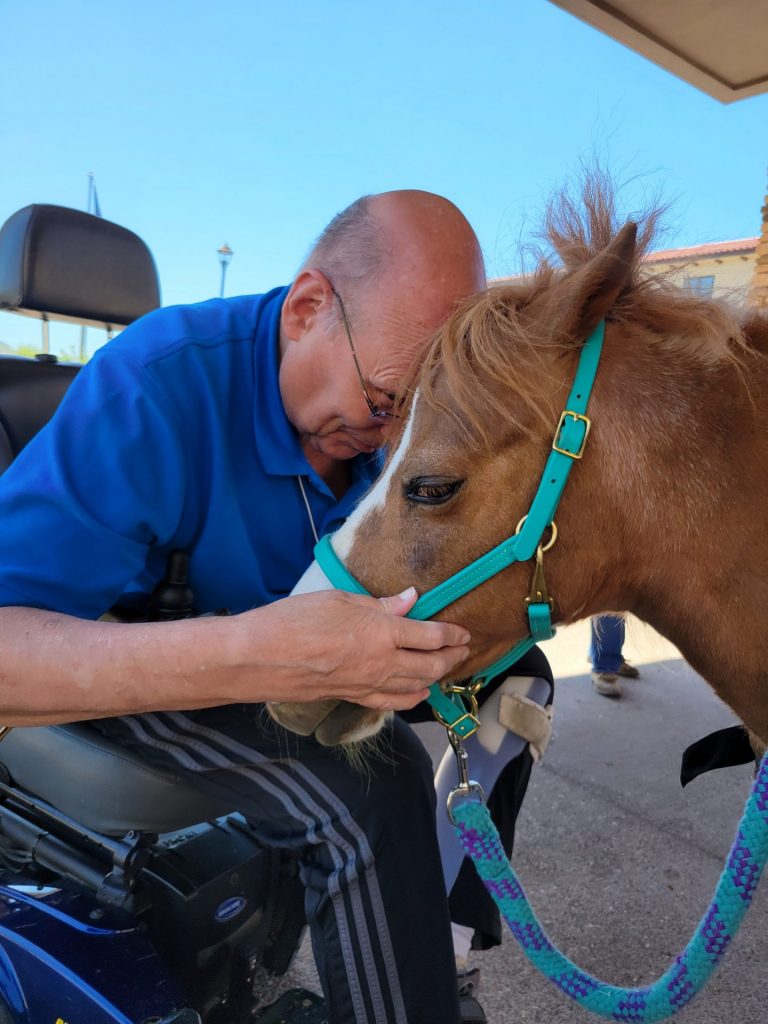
[491,237,760,285]
[643,238,759,264]
[548,0,768,103]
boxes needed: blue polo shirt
[0,287,379,618]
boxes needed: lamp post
[217,243,233,298]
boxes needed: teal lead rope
[453,751,768,1021]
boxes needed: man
[0,190,508,1022]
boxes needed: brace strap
[498,691,553,762]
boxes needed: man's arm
[0,588,470,726]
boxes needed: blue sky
[1,0,767,354]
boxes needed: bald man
[0,192,491,1022]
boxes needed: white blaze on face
[331,393,419,563]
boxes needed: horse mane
[418,171,755,446]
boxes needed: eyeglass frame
[327,283,397,422]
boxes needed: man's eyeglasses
[330,286,397,422]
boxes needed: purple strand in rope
[727,832,761,903]
[700,903,731,961]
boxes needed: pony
[268,176,768,752]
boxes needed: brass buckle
[431,682,482,738]
[444,711,481,738]
[552,409,591,459]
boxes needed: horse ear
[554,221,637,341]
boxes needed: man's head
[279,190,486,462]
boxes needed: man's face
[280,276,449,463]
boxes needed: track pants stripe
[117,711,406,1024]
[160,711,407,1024]
[139,713,376,1021]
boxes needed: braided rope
[454,752,768,1021]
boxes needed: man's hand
[250,587,470,711]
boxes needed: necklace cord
[297,475,320,545]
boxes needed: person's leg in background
[589,614,639,697]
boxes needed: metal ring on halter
[447,782,486,825]
[515,515,558,553]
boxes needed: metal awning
[549,0,768,102]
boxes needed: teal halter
[315,320,605,737]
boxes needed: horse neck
[557,332,768,648]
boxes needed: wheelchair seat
[0,205,227,839]
[0,723,235,835]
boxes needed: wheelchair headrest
[0,204,161,328]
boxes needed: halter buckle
[432,682,482,738]
[435,709,481,738]
[552,409,591,460]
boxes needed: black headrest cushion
[0,204,160,327]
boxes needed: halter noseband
[315,320,605,737]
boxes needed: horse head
[271,180,768,749]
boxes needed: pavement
[274,618,768,1023]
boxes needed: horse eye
[404,477,464,506]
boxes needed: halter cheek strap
[315,320,606,737]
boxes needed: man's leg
[95,708,460,1024]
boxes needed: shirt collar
[253,285,311,477]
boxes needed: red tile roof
[492,237,760,284]
[643,238,758,264]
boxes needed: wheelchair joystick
[147,550,196,621]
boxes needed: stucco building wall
[643,247,757,305]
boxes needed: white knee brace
[434,675,553,896]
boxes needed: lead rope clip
[446,730,485,825]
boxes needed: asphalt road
[269,618,768,1023]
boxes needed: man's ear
[281,270,335,341]
[547,221,637,342]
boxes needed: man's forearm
[0,606,252,725]
[0,591,471,727]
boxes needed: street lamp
[217,242,233,298]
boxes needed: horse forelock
[418,172,757,449]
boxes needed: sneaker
[618,660,640,678]
[592,671,622,697]
[457,967,486,1022]
[457,966,480,1000]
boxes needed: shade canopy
[550,0,768,102]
